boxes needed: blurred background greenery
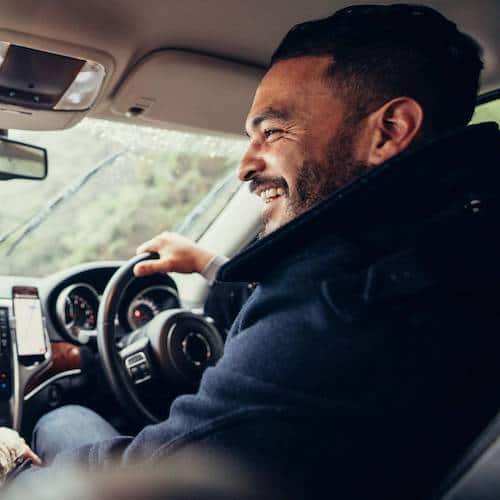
[0,118,246,276]
[471,97,500,125]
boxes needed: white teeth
[259,187,285,202]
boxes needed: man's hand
[0,427,42,480]
[133,232,215,277]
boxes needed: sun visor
[111,51,265,135]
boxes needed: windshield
[0,118,247,276]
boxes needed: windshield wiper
[1,149,128,256]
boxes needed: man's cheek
[271,140,304,172]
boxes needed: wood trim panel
[25,342,81,394]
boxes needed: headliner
[0,0,497,130]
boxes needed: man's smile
[260,187,285,203]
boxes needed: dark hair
[271,4,483,134]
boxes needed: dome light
[55,60,106,111]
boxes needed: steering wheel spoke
[119,336,156,386]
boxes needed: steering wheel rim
[97,252,161,424]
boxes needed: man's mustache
[248,176,288,195]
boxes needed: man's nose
[238,145,265,182]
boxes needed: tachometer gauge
[127,297,159,330]
[66,294,96,330]
[56,284,99,342]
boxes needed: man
[10,4,500,499]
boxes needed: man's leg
[31,405,120,464]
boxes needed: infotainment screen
[12,286,47,357]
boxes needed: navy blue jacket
[30,123,500,498]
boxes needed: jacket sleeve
[61,278,337,468]
[136,276,354,457]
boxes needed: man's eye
[263,128,282,140]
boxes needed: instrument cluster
[54,276,180,343]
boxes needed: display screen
[13,288,46,357]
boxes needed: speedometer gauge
[127,298,159,329]
[125,285,179,331]
[56,283,99,342]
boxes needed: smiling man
[241,56,367,235]
[11,4,500,500]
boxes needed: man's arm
[134,230,247,334]
[133,231,222,279]
[12,273,362,498]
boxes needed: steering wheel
[97,252,225,424]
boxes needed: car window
[0,119,246,277]
[470,96,500,125]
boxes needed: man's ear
[362,97,424,166]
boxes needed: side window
[470,97,500,125]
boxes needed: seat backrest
[432,410,500,500]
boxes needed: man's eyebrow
[249,108,290,130]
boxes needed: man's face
[240,56,366,236]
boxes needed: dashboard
[0,260,185,430]
[49,263,180,343]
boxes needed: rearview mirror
[0,137,47,180]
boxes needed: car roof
[0,0,498,134]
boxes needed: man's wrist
[194,250,215,275]
[200,255,229,285]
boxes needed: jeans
[31,405,120,464]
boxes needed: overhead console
[111,50,265,135]
[0,32,113,130]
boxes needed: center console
[0,306,13,425]
[0,291,51,430]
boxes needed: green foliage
[470,98,500,125]
[0,119,245,276]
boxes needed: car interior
[0,0,498,497]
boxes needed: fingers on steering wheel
[23,446,42,465]
[133,258,172,277]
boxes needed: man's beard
[260,125,367,237]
